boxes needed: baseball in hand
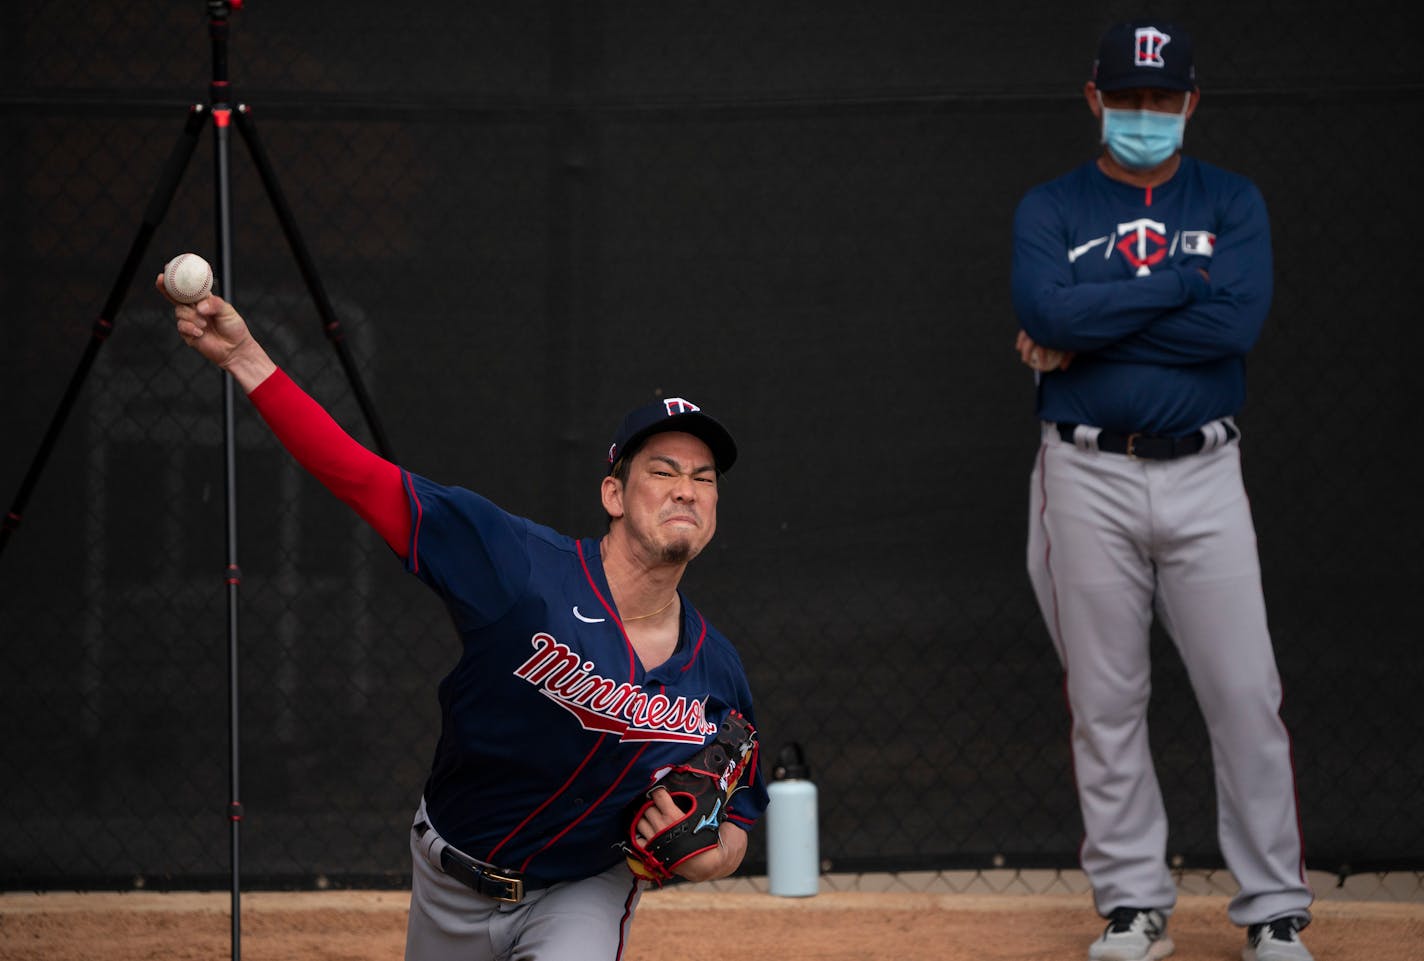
[163,253,214,304]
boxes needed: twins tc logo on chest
[1116,217,1169,276]
[514,633,717,744]
[1092,219,1215,276]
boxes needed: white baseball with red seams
[164,253,213,304]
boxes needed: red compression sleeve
[247,368,410,557]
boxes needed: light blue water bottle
[766,742,819,897]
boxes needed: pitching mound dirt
[2,889,1420,960]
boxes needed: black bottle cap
[773,742,810,779]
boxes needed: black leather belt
[1057,422,1238,460]
[415,820,530,903]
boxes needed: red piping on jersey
[1144,185,1153,207]
[576,538,639,680]
[403,470,423,572]
[679,613,707,671]
[514,742,651,874]
[484,734,611,865]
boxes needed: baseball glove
[620,710,758,883]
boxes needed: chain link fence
[2,1,1421,896]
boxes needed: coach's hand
[1016,329,1074,372]
[157,275,277,393]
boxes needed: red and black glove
[619,711,758,882]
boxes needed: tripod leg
[0,106,209,558]
[232,104,397,462]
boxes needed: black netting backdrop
[2,0,1421,890]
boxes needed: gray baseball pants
[405,799,645,961]
[1027,421,1313,926]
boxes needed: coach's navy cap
[606,397,737,475]
[1093,19,1196,92]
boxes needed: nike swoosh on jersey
[572,606,605,624]
[1068,235,1111,263]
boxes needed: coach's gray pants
[1027,422,1313,927]
[405,799,645,961]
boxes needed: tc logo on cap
[662,397,701,416]
[1134,27,1172,68]
[606,394,736,475]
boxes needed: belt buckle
[486,870,525,903]
[1125,432,1141,459]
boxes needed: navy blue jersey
[399,472,768,885]
[1011,156,1272,436]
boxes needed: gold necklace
[622,596,675,622]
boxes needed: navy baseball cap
[606,397,737,475]
[1093,20,1196,92]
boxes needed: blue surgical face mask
[1099,92,1189,170]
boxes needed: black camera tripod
[1,4,394,958]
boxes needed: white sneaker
[1244,916,1314,961]
[1088,907,1175,961]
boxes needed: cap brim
[1095,73,1196,92]
[615,413,737,476]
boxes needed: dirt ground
[2,888,1421,961]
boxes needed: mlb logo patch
[1181,231,1216,256]
[1134,27,1172,68]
